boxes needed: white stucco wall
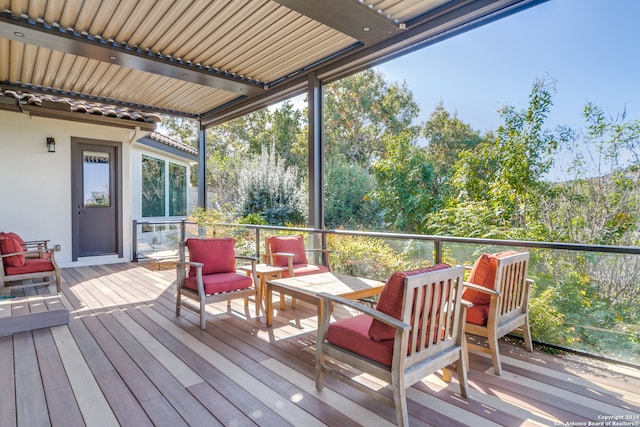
[0,109,146,267]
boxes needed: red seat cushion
[462,250,518,305]
[466,303,490,326]
[326,314,394,366]
[4,258,54,275]
[184,272,253,295]
[0,236,26,267]
[187,238,236,277]
[281,264,330,278]
[369,264,451,342]
[268,235,308,267]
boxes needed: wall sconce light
[46,137,56,153]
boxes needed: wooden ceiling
[0,0,544,125]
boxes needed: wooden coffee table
[265,272,384,327]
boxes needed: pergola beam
[271,0,403,45]
[0,12,265,97]
[201,0,546,126]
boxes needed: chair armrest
[23,239,49,248]
[305,248,335,254]
[317,292,410,332]
[0,249,45,259]
[271,252,295,258]
[0,251,25,259]
[463,282,502,297]
[236,256,259,262]
[177,261,204,269]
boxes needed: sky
[375,0,640,135]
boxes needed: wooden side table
[237,263,286,313]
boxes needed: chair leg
[522,318,533,352]
[457,343,470,398]
[55,270,61,293]
[487,329,502,376]
[442,367,452,382]
[255,289,260,317]
[391,370,408,427]
[175,290,181,315]
[315,353,325,391]
[200,298,206,330]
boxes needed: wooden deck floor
[1,262,639,427]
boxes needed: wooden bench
[0,286,68,335]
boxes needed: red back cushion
[0,232,26,250]
[187,238,236,277]
[268,235,308,267]
[369,263,451,342]
[462,250,519,305]
[0,236,26,267]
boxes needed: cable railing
[132,219,640,367]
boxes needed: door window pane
[83,151,110,207]
[142,155,165,217]
[169,163,187,216]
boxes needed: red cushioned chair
[265,234,333,308]
[315,265,469,427]
[0,233,60,294]
[264,234,333,278]
[176,238,259,329]
[0,231,51,259]
[462,251,533,375]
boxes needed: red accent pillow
[462,250,519,305]
[369,263,451,342]
[268,235,308,267]
[0,236,26,267]
[186,238,236,277]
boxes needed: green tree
[422,102,483,205]
[371,132,435,233]
[206,108,272,157]
[271,101,306,168]
[158,116,198,148]
[538,102,640,247]
[447,78,568,234]
[324,159,383,230]
[324,69,421,168]
[489,79,567,228]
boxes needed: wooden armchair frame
[1,247,61,294]
[463,251,533,375]
[315,266,469,427]
[175,240,259,330]
[263,234,333,278]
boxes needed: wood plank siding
[1,263,639,426]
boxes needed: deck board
[2,262,639,426]
[13,331,49,426]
